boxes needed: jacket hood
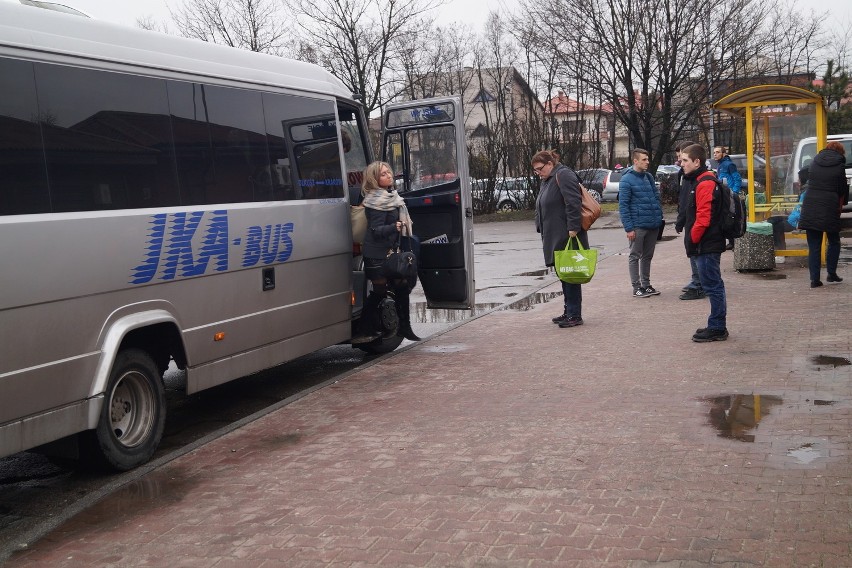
[814,149,845,168]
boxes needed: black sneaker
[558,316,584,328]
[811,281,823,288]
[552,314,569,324]
[692,328,729,342]
[679,288,706,300]
[644,285,660,296]
[633,287,650,298]
[827,274,843,283]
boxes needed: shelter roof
[714,84,823,116]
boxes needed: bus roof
[0,2,354,101]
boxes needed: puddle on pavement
[515,269,550,277]
[787,443,822,464]
[56,472,195,531]
[658,235,679,242]
[747,272,787,280]
[702,394,783,442]
[813,399,837,406]
[420,344,469,353]
[810,355,852,368]
[413,291,562,323]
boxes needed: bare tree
[393,21,476,102]
[135,15,171,34]
[759,1,825,82]
[292,0,442,115]
[168,0,289,54]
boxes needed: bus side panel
[0,400,94,458]
[187,318,351,394]
[0,352,98,434]
[0,202,352,440]
[179,254,352,366]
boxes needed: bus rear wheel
[82,348,166,471]
[356,334,404,354]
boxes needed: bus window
[0,58,50,215]
[287,115,343,199]
[337,104,370,202]
[33,63,180,212]
[168,81,268,205]
[384,131,405,188]
[407,125,458,191]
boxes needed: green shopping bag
[554,236,598,284]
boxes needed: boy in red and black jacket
[681,144,728,342]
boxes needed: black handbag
[383,231,417,282]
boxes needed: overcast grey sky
[5,0,850,46]
[55,0,852,33]
[39,0,507,30]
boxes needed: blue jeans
[561,280,582,318]
[805,230,840,283]
[685,256,702,291]
[695,253,726,330]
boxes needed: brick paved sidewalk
[8,237,852,567]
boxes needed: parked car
[574,168,608,203]
[654,164,679,203]
[471,177,528,214]
[602,169,622,201]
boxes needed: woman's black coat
[362,205,401,259]
[798,148,849,234]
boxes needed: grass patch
[474,210,536,223]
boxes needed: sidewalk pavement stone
[6,232,852,568]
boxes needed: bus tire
[355,334,404,354]
[82,348,166,471]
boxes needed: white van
[785,135,852,206]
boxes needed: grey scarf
[363,189,414,236]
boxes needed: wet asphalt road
[0,217,633,561]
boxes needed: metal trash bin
[734,222,775,271]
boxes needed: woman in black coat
[798,141,850,287]
[533,150,588,328]
[353,161,420,343]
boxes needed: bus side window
[34,62,180,212]
[168,82,267,206]
[0,58,51,215]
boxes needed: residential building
[543,90,630,169]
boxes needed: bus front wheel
[82,348,166,471]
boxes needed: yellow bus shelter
[714,85,827,257]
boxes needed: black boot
[351,291,383,344]
[394,287,421,341]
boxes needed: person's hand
[568,230,578,238]
[626,230,636,241]
[395,221,402,232]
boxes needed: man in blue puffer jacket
[619,148,664,298]
[713,146,741,250]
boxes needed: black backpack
[698,172,746,239]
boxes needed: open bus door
[382,97,475,310]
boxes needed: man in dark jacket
[681,144,728,342]
[619,148,663,297]
[674,141,705,300]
